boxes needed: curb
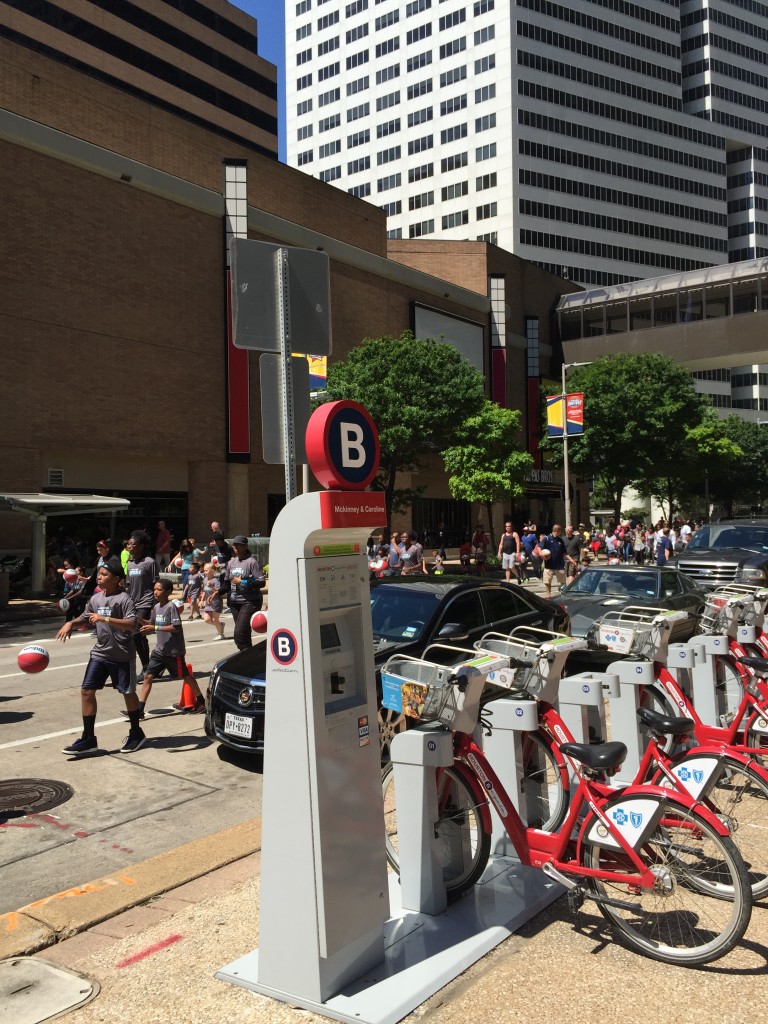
[0,818,261,960]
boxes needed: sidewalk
[8,820,768,1024]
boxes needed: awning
[0,493,131,596]
[0,493,130,517]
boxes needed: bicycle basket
[380,656,484,733]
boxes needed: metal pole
[277,248,297,503]
[562,363,570,527]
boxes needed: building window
[475,54,495,73]
[296,23,312,41]
[318,114,341,132]
[406,0,432,14]
[347,102,370,121]
[297,74,313,90]
[317,10,339,30]
[347,76,369,95]
[348,155,371,173]
[408,78,433,99]
[348,182,371,197]
[441,152,468,171]
[319,165,341,182]
[474,0,494,13]
[475,84,496,103]
[319,140,341,158]
[409,219,435,237]
[375,37,400,58]
[475,113,496,132]
[345,0,368,14]
[442,210,469,228]
[377,117,401,138]
[297,149,313,166]
[347,23,369,42]
[407,50,433,72]
[375,9,399,29]
[387,227,403,238]
[440,65,467,86]
[409,162,434,181]
[297,124,313,141]
[347,49,370,69]
[442,181,468,200]
[439,10,466,30]
[377,172,402,191]
[476,143,497,161]
[476,172,497,190]
[409,190,434,210]
[319,87,340,106]
[318,62,340,81]
[297,98,312,115]
[440,38,466,59]
[525,316,539,375]
[441,94,467,115]
[409,134,434,154]
[376,63,400,84]
[381,199,402,214]
[296,0,311,14]
[408,106,433,126]
[441,123,467,143]
[348,128,370,146]
[474,25,494,44]
[406,23,432,44]
[376,145,401,165]
[477,202,497,219]
[376,90,401,111]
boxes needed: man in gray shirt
[57,557,146,756]
[126,529,158,674]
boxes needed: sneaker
[120,731,146,753]
[62,736,99,756]
[213,632,225,641]
[120,709,145,720]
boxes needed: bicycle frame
[652,661,768,754]
[447,704,732,894]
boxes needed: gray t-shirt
[202,576,223,612]
[224,554,264,605]
[126,556,157,613]
[151,600,185,657]
[81,592,137,662]
[186,571,204,601]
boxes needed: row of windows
[517,22,681,86]
[517,50,683,112]
[518,168,727,226]
[517,79,723,149]
[519,199,727,253]
[733,398,768,410]
[710,394,734,409]
[518,138,727,202]
[536,261,635,287]
[710,58,768,94]
[729,196,768,214]
[692,369,732,383]
[520,230,712,273]
[733,372,768,388]
[575,0,679,32]
[516,0,680,58]
[518,109,725,175]
[711,107,768,142]
[710,30,768,72]
[706,4,768,47]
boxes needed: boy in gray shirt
[57,557,146,756]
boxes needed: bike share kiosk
[217,401,391,1019]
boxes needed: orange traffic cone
[175,665,197,711]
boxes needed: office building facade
[285,0,768,287]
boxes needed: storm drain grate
[0,779,75,817]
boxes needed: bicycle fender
[450,761,493,835]
[658,752,733,800]
[578,784,730,855]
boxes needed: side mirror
[438,622,470,642]
[558,584,567,594]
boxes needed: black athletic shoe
[120,731,146,753]
[62,736,99,756]
[120,709,145,720]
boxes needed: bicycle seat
[735,655,768,674]
[558,740,626,770]
[637,706,695,736]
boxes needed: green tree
[441,401,534,550]
[543,354,710,520]
[705,416,768,517]
[325,332,486,525]
[638,409,743,520]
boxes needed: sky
[232,1,287,159]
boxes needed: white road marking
[0,661,90,679]
[0,716,133,749]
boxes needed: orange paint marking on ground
[21,874,137,911]
[0,912,21,935]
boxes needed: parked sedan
[557,564,706,666]
[205,574,571,758]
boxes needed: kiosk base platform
[216,858,561,1024]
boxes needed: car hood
[678,547,765,565]
[558,593,635,637]
[216,641,267,679]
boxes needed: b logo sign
[306,400,380,490]
[271,628,298,666]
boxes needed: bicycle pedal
[567,887,585,913]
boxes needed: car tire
[378,705,407,762]
[204,714,215,739]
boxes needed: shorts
[82,656,135,695]
[502,553,518,570]
[542,567,566,589]
[145,651,187,680]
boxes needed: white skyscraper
[285,0,768,286]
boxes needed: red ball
[63,568,78,582]
[174,557,183,568]
[250,611,268,634]
[18,645,50,674]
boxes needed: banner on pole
[547,393,584,437]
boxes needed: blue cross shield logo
[693,769,704,784]
[612,809,628,826]
[677,766,691,782]
[630,812,643,828]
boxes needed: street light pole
[562,361,591,527]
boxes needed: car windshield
[370,586,441,640]
[687,525,768,552]
[563,569,658,598]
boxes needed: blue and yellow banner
[547,393,584,437]
[294,353,327,391]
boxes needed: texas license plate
[224,712,252,738]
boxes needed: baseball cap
[231,535,249,546]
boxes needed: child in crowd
[131,578,205,718]
[368,545,389,578]
[201,562,225,640]
[182,561,204,620]
[459,537,473,568]
[432,550,444,575]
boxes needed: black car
[205,575,571,757]
[558,564,706,668]
[676,520,768,591]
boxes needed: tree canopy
[442,401,533,550]
[325,332,486,523]
[545,353,710,520]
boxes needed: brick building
[0,0,575,557]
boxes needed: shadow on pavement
[216,744,264,774]
[0,710,34,725]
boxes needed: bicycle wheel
[705,757,768,901]
[520,730,569,832]
[714,654,746,721]
[582,799,751,966]
[382,762,491,898]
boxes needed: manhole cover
[0,958,99,1024]
[0,779,75,816]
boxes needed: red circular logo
[306,401,380,490]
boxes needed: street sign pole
[277,248,297,502]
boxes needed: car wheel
[378,705,407,762]
[204,714,215,739]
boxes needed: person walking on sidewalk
[541,524,568,599]
[126,578,204,718]
[126,530,157,677]
[201,561,225,639]
[223,535,265,651]
[498,520,523,584]
[182,561,204,619]
[56,557,146,756]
